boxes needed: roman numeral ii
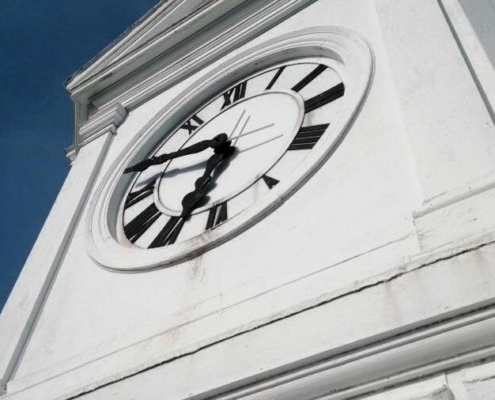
[304,83,345,113]
[288,124,329,151]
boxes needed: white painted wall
[2,0,495,399]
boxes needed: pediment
[65,0,233,96]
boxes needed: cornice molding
[78,103,128,147]
[67,0,318,156]
[5,241,495,399]
[91,0,318,110]
[67,0,249,97]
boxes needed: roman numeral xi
[180,114,204,135]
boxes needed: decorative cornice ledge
[67,0,318,158]
[78,104,128,147]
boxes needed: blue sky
[0,0,158,311]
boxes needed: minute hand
[124,133,229,174]
[180,145,235,218]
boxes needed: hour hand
[124,133,230,174]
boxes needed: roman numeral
[125,180,155,209]
[265,66,286,90]
[206,202,228,230]
[222,81,247,109]
[148,216,185,248]
[180,115,204,135]
[262,175,279,189]
[288,124,329,151]
[291,64,327,92]
[304,83,345,113]
[124,203,161,243]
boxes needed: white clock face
[121,61,345,249]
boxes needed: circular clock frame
[87,27,374,271]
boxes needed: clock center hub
[155,90,304,216]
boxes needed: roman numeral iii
[288,124,329,151]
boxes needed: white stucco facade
[1,1,495,399]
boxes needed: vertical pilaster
[0,104,127,395]
[375,0,495,250]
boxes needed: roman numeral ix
[222,81,247,109]
[125,180,155,209]
[288,124,329,151]
[124,203,161,243]
[206,202,228,230]
[180,114,204,135]
[304,83,345,113]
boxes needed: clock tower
[2,1,495,399]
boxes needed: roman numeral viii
[288,124,329,151]
[125,180,155,209]
[180,114,204,135]
[206,202,228,230]
[124,203,161,243]
[304,83,345,113]
[222,81,247,109]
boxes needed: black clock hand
[147,144,235,248]
[180,144,235,218]
[124,133,230,174]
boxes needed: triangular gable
[65,0,213,92]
